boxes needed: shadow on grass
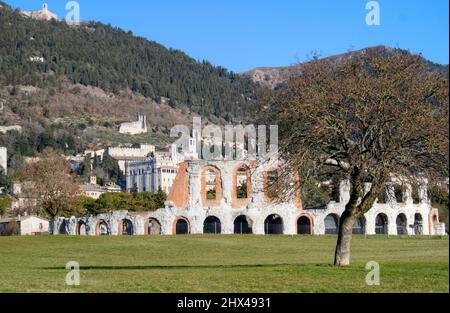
[42,263,337,271]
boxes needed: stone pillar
[221,165,232,206]
[188,163,201,208]
[339,180,351,204]
[365,213,376,235]
[134,217,145,235]
[404,184,413,205]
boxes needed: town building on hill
[119,115,148,135]
[20,3,57,21]
[79,176,122,199]
[108,144,156,173]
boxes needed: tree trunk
[334,210,356,266]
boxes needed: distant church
[20,3,58,21]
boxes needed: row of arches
[320,212,424,236]
[68,212,426,236]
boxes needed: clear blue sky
[5,0,449,72]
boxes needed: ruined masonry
[55,159,446,237]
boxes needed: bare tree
[19,148,80,218]
[260,48,449,266]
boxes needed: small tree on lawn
[19,148,80,218]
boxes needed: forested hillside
[0,2,258,121]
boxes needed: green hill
[0,2,258,122]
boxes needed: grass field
[0,235,448,293]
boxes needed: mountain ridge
[241,46,449,89]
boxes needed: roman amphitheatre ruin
[55,157,446,237]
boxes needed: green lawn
[0,235,447,293]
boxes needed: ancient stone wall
[54,160,446,236]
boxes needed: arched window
[202,166,222,206]
[394,184,404,203]
[264,214,284,235]
[59,220,67,235]
[236,167,249,199]
[203,216,222,234]
[431,214,439,235]
[77,221,87,236]
[120,219,133,235]
[234,215,253,234]
[266,170,279,200]
[396,214,407,235]
[324,214,339,235]
[97,220,109,236]
[375,214,388,235]
[352,217,366,235]
[297,216,312,235]
[147,218,161,235]
[174,217,190,235]
[414,213,423,235]
[205,169,218,200]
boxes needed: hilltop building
[20,3,57,21]
[119,115,148,135]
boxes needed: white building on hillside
[108,144,156,173]
[0,147,7,175]
[20,3,58,21]
[119,115,148,135]
[125,152,179,194]
[125,133,201,193]
[79,176,122,199]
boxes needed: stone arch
[76,221,87,236]
[352,216,366,235]
[118,219,134,235]
[297,214,313,235]
[414,213,423,235]
[231,164,252,208]
[264,214,284,235]
[430,213,439,235]
[173,216,191,235]
[375,213,388,235]
[96,220,110,236]
[234,215,253,234]
[396,214,408,235]
[146,218,162,235]
[58,220,67,235]
[203,216,222,234]
[201,165,222,207]
[324,214,339,235]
